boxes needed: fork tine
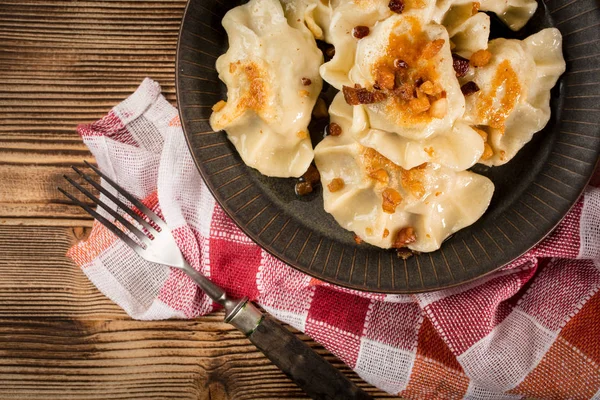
[58,187,144,254]
[63,175,151,247]
[72,165,160,235]
[84,161,167,230]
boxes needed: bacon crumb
[421,39,445,59]
[376,68,396,90]
[328,178,345,192]
[388,0,405,13]
[452,54,470,77]
[368,168,389,183]
[295,181,313,196]
[408,95,430,114]
[382,188,402,214]
[420,81,442,96]
[392,227,417,248]
[302,165,320,184]
[393,82,415,101]
[295,165,320,196]
[327,122,342,136]
[342,85,387,105]
[353,26,370,39]
[470,49,492,67]
[461,81,480,96]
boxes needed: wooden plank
[0,2,394,397]
[0,226,119,318]
[0,226,394,399]
[0,0,180,224]
[0,163,97,225]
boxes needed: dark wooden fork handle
[247,315,372,400]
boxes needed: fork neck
[182,264,263,334]
[181,262,230,305]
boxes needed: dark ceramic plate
[176,0,600,293]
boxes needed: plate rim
[175,0,600,293]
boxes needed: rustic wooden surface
[0,2,395,399]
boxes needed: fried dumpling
[314,93,494,252]
[210,0,323,177]
[348,15,465,139]
[342,14,484,170]
[461,28,565,166]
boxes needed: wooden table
[0,2,394,398]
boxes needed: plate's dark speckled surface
[176,0,600,293]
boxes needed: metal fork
[60,161,371,400]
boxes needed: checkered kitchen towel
[69,79,600,398]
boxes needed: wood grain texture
[0,226,394,399]
[0,2,395,398]
[0,0,181,225]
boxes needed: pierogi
[210,0,565,251]
[209,0,323,178]
[314,94,494,252]
[461,28,565,166]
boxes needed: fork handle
[229,301,372,400]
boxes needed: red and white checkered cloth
[69,79,600,398]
